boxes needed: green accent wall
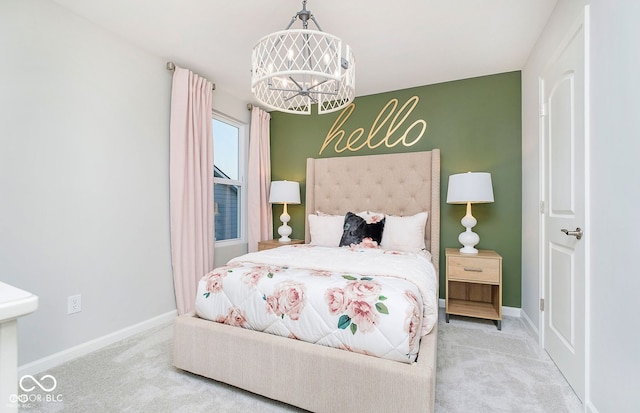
[270,71,522,307]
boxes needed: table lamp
[269,180,301,242]
[446,172,494,254]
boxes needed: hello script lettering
[319,96,427,155]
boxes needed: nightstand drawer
[447,256,500,283]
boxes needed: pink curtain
[169,67,214,315]
[247,106,273,252]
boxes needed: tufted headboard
[304,150,440,274]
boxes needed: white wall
[0,0,175,365]
[589,1,640,412]
[0,0,248,367]
[523,1,640,411]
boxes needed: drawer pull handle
[464,267,483,272]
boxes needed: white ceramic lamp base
[277,203,292,242]
[458,202,480,254]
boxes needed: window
[213,114,246,244]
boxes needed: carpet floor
[19,312,583,413]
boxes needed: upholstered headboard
[304,150,440,274]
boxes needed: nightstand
[445,248,503,330]
[258,239,304,251]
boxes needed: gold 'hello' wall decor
[319,96,427,155]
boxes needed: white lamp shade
[269,181,301,204]
[446,172,494,204]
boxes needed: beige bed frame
[173,150,440,413]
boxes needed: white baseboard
[501,305,522,318]
[18,310,177,376]
[438,298,521,318]
[520,309,540,339]
[585,401,599,413]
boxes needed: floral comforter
[195,244,438,363]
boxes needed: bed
[173,149,440,413]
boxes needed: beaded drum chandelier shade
[251,0,355,115]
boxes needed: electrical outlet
[68,294,82,314]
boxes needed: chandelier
[251,0,355,115]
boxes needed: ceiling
[50,0,558,105]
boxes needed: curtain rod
[166,62,216,90]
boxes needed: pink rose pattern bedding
[195,244,438,363]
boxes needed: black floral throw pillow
[339,212,385,247]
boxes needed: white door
[541,14,587,401]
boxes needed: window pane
[214,183,240,241]
[213,119,239,180]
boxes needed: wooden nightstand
[445,248,503,330]
[258,239,304,251]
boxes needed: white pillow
[380,211,429,252]
[308,214,344,247]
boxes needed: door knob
[561,227,583,240]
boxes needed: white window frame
[212,111,248,247]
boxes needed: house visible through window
[213,115,245,243]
